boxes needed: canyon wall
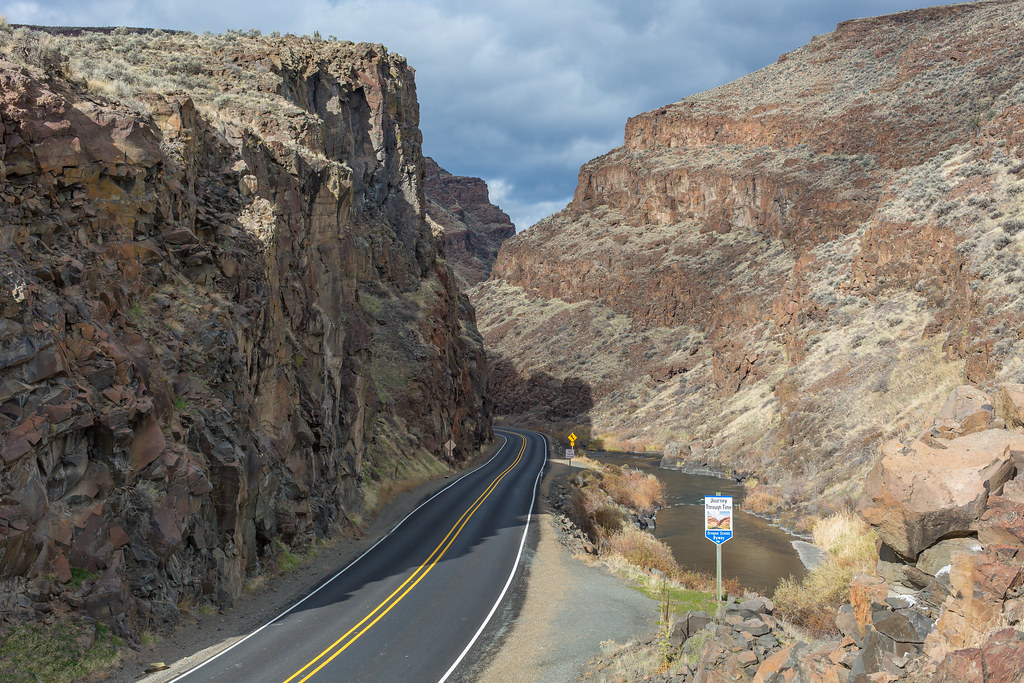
[423,156,515,289]
[477,0,1024,519]
[0,27,490,637]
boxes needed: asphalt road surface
[170,427,547,683]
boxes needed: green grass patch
[68,566,97,589]
[0,622,124,683]
[277,549,302,572]
[631,584,717,617]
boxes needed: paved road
[170,428,547,683]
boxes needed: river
[589,453,808,595]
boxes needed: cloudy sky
[4,0,968,230]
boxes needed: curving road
[170,427,547,683]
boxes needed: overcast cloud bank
[4,0,968,230]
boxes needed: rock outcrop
[474,0,1024,511]
[0,26,490,638]
[860,429,1019,560]
[423,156,515,289]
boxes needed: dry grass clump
[812,510,878,571]
[602,466,666,515]
[773,510,878,637]
[742,482,784,516]
[606,526,680,577]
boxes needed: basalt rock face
[0,28,490,638]
[476,0,1024,509]
[423,156,515,289]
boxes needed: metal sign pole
[717,542,723,603]
[716,490,722,603]
[704,491,732,606]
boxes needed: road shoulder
[477,458,657,683]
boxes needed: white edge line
[169,433,511,683]
[437,428,549,683]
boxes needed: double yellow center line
[283,431,527,683]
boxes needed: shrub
[593,504,625,534]
[773,559,852,637]
[606,526,679,576]
[602,467,665,515]
[742,485,784,516]
[1003,218,1024,236]
[812,510,877,572]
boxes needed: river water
[590,453,808,594]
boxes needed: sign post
[444,438,456,461]
[704,493,733,603]
[567,433,577,469]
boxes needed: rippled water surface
[590,453,808,594]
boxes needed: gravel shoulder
[477,458,657,683]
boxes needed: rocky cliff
[0,26,490,639]
[476,0,1024,517]
[423,156,515,289]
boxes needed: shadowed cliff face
[0,29,490,637]
[423,156,516,289]
[476,0,1024,519]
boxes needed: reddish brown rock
[850,573,890,636]
[933,548,1023,650]
[981,628,1024,683]
[129,416,166,471]
[423,157,515,289]
[752,644,794,682]
[997,384,1024,429]
[932,386,994,439]
[933,648,984,683]
[979,478,1024,547]
[859,432,1016,559]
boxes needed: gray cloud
[3,0,969,230]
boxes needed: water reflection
[590,453,807,594]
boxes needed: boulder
[979,478,1024,547]
[859,431,1016,560]
[873,608,934,654]
[933,548,1024,650]
[849,573,890,637]
[980,628,1024,682]
[996,383,1024,428]
[932,386,994,438]
[933,647,984,682]
[916,537,983,576]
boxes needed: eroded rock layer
[476,0,1024,514]
[0,28,490,637]
[424,156,515,289]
